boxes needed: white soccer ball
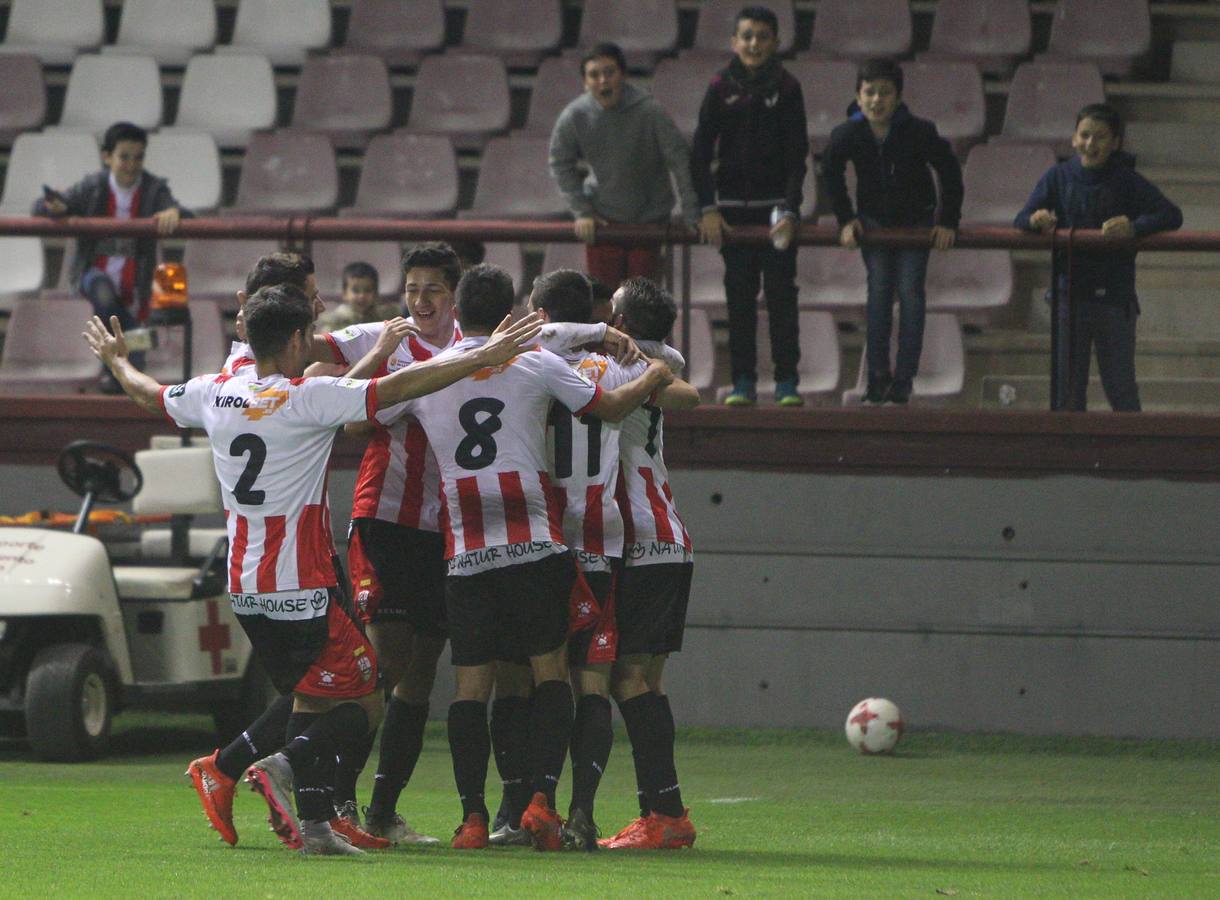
[844,697,904,755]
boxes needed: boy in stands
[316,261,399,332]
[85,285,541,855]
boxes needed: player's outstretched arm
[348,317,414,379]
[653,377,700,410]
[82,315,165,414]
[375,313,543,408]
[587,358,674,423]
[306,319,419,365]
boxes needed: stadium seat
[483,243,525,297]
[1043,0,1150,79]
[652,55,725,141]
[795,221,868,319]
[785,59,858,152]
[309,240,405,301]
[692,0,797,57]
[687,245,729,318]
[290,54,393,150]
[577,0,680,72]
[0,297,99,393]
[407,53,511,151]
[341,0,444,69]
[171,53,276,148]
[341,133,458,219]
[144,131,222,212]
[0,131,99,215]
[0,54,45,146]
[462,0,562,70]
[232,131,339,214]
[841,312,965,405]
[925,249,1013,327]
[521,56,581,136]
[1171,41,1220,85]
[217,0,331,67]
[57,55,163,134]
[998,61,1105,156]
[103,0,216,67]
[0,238,46,314]
[461,136,567,219]
[959,143,1056,225]
[181,238,281,309]
[671,307,715,393]
[542,242,589,275]
[714,310,841,402]
[900,62,985,154]
[920,0,1031,77]
[144,299,228,382]
[808,0,911,61]
[0,0,103,66]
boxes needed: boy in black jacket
[821,59,962,404]
[1015,103,1181,412]
[691,6,809,406]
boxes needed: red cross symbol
[850,704,879,734]
[198,599,231,675]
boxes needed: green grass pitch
[1,715,1216,898]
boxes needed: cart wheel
[25,643,115,761]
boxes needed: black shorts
[349,518,447,636]
[568,569,618,668]
[615,562,693,657]
[445,552,575,667]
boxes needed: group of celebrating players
[82,242,700,856]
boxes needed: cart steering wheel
[57,441,143,504]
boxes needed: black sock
[631,739,650,818]
[448,700,490,820]
[568,694,612,820]
[367,698,429,820]
[653,693,683,818]
[281,712,330,822]
[333,728,377,808]
[216,694,292,781]
[618,692,683,818]
[490,696,531,828]
[281,704,370,772]
[529,680,573,807]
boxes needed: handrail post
[1049,229,1065,410]
[680,242,691,377]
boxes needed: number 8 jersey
[160,369,380,593]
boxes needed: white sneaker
[300,820,365,857]
[488,822,532,847]
[244,752,302,849]
[362,808,440,846]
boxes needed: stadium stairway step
[980,373,1220,412]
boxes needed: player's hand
[840,219,863,249]
[930,226,956,250]
[43,198,68,216]
[647,357,675,388]
[1101,215,1134,239]
[481,312,544,365]
[373,317,418,358]
[770,216,795,249]
[1029,209,1058,233]
[82,315,129,366]
[699,209,729,247]
[603,326,643,365]
[153,206,181,236]
[574,217,599,243]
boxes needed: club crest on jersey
[576,358,609,384]
[240,386,289,421]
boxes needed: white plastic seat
[652,55,724,141]
[408,53,511,151]
[0,297,98,393]
[144,131,221,211]
[925,250,1013,327]
[217,0,331,67]
[103,0,216,67]
[290,54,393,150]
[144,299,228,382]
[578,1,679,72]
[232,131,338,214]
[542,243,588,275]
[341,133,457,218]
[841,312,964,405]
[686,245,730,319]
[139,528,228,559]
[0,237,46,314]
[671,307,714,392]
[172,53,276,148]
[693,0,796,56]
[484,243,525,297]
[1,131,99,215]
[462,136,567,219]
[309,241,405,301]
[714,310,840,402]
[0,0,103,66]
[54,55,162,135]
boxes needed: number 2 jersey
[617,400,693,567]
[159,369,379,592]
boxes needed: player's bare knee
[645,654,668,694]
[494,661,533,699]
[454,664,495,703]
[574,663,611,699]
[530,643,569,685]
[611,655,652,703]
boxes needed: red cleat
[603,809,696,850]
[186,750,238,846]
[330,816,392,850]
[451,812,489,849]
[520,792,564,851]
[598,816,647,848]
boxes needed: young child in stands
[1015,103,1182,412]
[33,121,190,391]
[316,261,399,331]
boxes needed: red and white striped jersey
[547,354,646,565]
[160,369,379,592]
[615,402,693,566]
[389,337,601,575]
[221,340,255,376]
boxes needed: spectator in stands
[821,59,962,405]
[316,261,398,331]
[33,121,191,391]
[1015,103,1182,412]
[691,5,808,407]
[549,42,699,289]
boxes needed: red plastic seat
[959,143,1056,225]
[0,298,99,393]
[408,53,510,151]
[577,1,679,72]
[809,0,911,61]
[461,136,567,219]
[341,0,444,69]
[0,237,45,314]
[309,241,405,301]
[713,310,841,402]
[291,55,392,150]
[181,238,282,311]
[484,243,525,297]
[842,312,964,404]
[999,61,1105,156]
[522,56,582,136]
[542,243,588,275]
[1043,0,1150,78]
[921,0,1031,77]
[796,218,867,319]
[462,0,562,69]
[900,61,985,154]
[671,307,715,392]
[925,249,1013,328]
[105,0,216,67]
[342,133,458,219]
[232,131,338,214]
[786,58,856,152]
[0,54,45,146]
[653,54,724,141]
[692,0,797,56]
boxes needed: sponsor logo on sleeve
[168,383,187,398]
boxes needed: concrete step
[1124,122,1220,168]
[980,374,1220,412]
[1171,40,1220,84]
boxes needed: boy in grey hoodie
[549,43,699,289]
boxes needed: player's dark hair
[245,252,315,296]
[736,6,779,35]
[1076,102,1125,140]
[531,269,593,324]
[589,277,613,306]
[244,283,314,358]
[401,241,462,291]
[342,260,379,294]
[102,121,148,153]
[856,58,903,94]
[447,239,486,270]
[456,263,515,332]
[614,276,676,342]
[581,42,627,77]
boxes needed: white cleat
[300,820,365,857]
[488,822,533,847]
[362,808,440,846]
[244,752,302,849]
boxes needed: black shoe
[561,807,599,851]
[886,378,913,405]
[864,374,891,405]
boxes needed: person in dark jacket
[1015,103,1182,412]
[821,59,963,405]
[33,121,190,386]
[691,6,809,406]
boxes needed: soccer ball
[844,698,904,754]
